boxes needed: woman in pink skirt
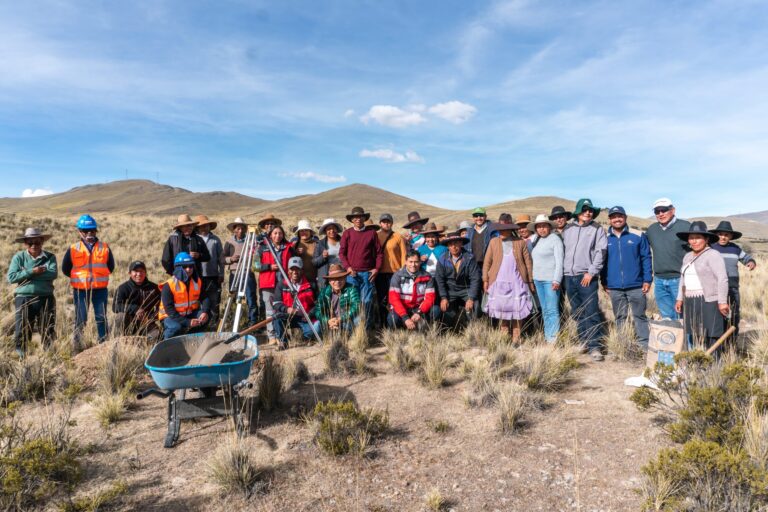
[482,222,534,342]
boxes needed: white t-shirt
[683,263,703,297]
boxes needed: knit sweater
[676,248,728,304]
[709,242,755,285]
[530,234,564,284]
[7,250,58,296]
[339,227,382,272]
[645,218,691,279]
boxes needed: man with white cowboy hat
[7,227,58,357]
[161,214,211,277]
[527,214,564,342]
[600,206,652,350]
[339,206,382,329]
[376,213,408,323]
[402,211,430,249]
[62,214,115,348]
[272,256,319,349]
[313,218,344,289]
[223,217,259,327]
[194,214,224,327]
[292,219,320,283]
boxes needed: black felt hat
[709,220,742,240]
[676,221,718,243]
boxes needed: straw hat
[325,263,350,280]
[14,227,52,244]
[515,214,532,226]
[257,213,282,229]
[226,217,248,232]
[194,215,217,230]
[527,214,556,233]
[174,214,198,230]
[294,219,316,235]
[319,218,343,234]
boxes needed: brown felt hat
[174,214,198,230]
[325,263,350,280]
[441,231,470,246]
[364,219,380,231]
[345,206,371,222]
[257,213,282,229]
[194,215,217,230]
[489,222,519,233]
[421,222,445,236]
[14,227,52,243]
[402,211,429,230]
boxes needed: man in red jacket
[339,206,382,329]
[272,257,319,349]
[387,250,436,331]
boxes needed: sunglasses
[653,207,671,215]
[472,213,486,218]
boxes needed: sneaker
[15,348,25,360]
[589,350,605,362]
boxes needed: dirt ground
[48,336,674,512]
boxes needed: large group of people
[6,198,758,360]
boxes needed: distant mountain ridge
[2,180,767,242]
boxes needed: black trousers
[14,295,56,350]
[201,276,222,327]
[374,272,393,328]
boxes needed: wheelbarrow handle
[224,316,273,344]
[136,388,173,400]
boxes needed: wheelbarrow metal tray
[145,332,258,390]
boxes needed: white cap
[288,256,303,269]
[653,197,673,209]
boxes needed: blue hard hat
[174,252,195,267]
[76,214,98,231]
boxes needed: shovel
[187,317,272,366]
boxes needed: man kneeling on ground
[113,260,161,340]
[159,252,210,339]
[387,250,436,331]
[434,231,482,329]
[272,257,319,349]
[314,264,361,336]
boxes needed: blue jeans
[534,280,561,342]
[654,277,680,320]
[608,287,650,348]
[273,315,320,346]
[163,309,208,339]
[564,275,602,351]
[73,288,109,343]
[347,271,376,329]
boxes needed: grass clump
[0,355,59,405]
[514,343,579,391]
[497,382,534,434]
[305,399,389,457]
[603,320,644,361]
[206,435,268,498]
[60,480,127,512]
[419,340,450,389]
[323,337,351,375]
[380,329,417,373]
[424,488,448,511]
[281,356,310,390]
[256,355,283,412]
[100,341,145,393]
[425,419,451,434]
[91,390,131,429]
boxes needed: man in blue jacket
[600,206,653,349]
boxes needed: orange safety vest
[69,241,111,290]
[158,277,201,320]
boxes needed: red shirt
[339,228,383,272]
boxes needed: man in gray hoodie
[562,198,608,361]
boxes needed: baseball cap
[653,198,673,209]
[129,260,146,271]
[607,206,626,216]
[379,213,394,223]
[288,256,303,269]
[471,207,487,216]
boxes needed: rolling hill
[733,210,768,225]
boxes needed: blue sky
[1,0,767,217]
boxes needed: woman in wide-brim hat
[257,213,282,230]
[527,214,563,343]
[674,221,729,352]
[293,219,319,282]
[314,218,344,289]
[482,219,533,342]
[418,222,447,275]
[708,220,742,240]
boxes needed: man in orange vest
[62,214,115,349]
[159,252,210,339]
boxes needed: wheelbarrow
[137,332,259,448]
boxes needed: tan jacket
[482,237,533,286]
[378,231,408,274]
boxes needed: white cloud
[359,148,425,164]
[21,187,53,197]
[359,105,427,128]
[344,109,355,118]
[428,101,477,124]
[280,171,347,184]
